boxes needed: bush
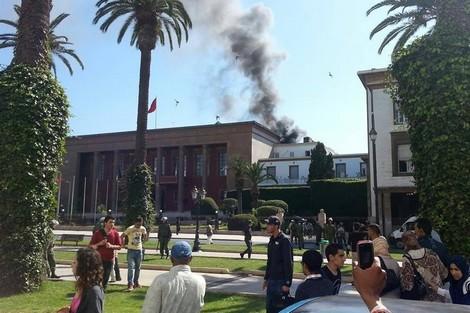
[125,164,155,229]
[257,199,266,208]
[227,214,257,231]
[263,200,288,212]
[255,206,284,221]
[221,198,237,215]
[0,65,69,295]
[192,197,219,216]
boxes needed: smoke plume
[183,0,304,143]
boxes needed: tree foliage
[245,162,278,210]
[389,0,470,255]
[125,164,155,228]
[308,142,334,181]
[0,65,69,295]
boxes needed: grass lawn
[0,281,265,313]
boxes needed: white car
[388,216,442,249]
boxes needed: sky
[0,0,396,154]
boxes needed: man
[414,218,450,267]
[322,243,346,295]
[89,215,121,289]
[297,220,305,250]
[46,220,60,279]
[400,231,448,302]
[142,241,206,313]
[158,217,172,259]
[122,216,147,291]
[263,216,293,313]
[295,249,334,301]
[323,218,336,244]
[240,220,253,259]
[317,209,326,229]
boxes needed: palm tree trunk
[135,48,152,165]
[237,188,243,214]
[13,0,51,68]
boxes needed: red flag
[148,98,157,113]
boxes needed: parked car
[279,294,468,313]
[388,216,442,249]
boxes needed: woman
[57,248,104,313]
[447,256,470,305]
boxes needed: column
[383,191,393,236]
[111,150,120,212]
[155,147,162,212]
[90,151,99,218]
[177,146,184,212]
[202,144,207,188]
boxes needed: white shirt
[142,265,206,313]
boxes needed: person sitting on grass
[57,248,104,313]
[142,241,206,313]
[295,249,334,301]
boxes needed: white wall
[271,142,335,158]
[251,133,275,164]
[333,157,365,178]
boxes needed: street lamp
[369,127,379,225]
[191,186,206,252]
[214,210,219,231]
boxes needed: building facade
[58,121,279,220]
[358,68,418,235]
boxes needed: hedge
[263,200,288,212]
[255,206,284,221]
[191,197,219,216]
[227,214,257,231]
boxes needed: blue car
[280,294,469,313]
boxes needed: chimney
[303,136,313,143]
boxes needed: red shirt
[90,228,121,261]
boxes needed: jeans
[102,260,113,288]
[266,279,286,313]
[127,249,143,285]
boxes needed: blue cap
[171,241,192,259]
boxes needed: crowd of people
[52,214,469,313]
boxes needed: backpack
[400,254,427,300]
[378,256,400,294]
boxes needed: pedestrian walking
[263,216,293,313]
[121,216,147,292]
[142,241,206,313]
[46,220,60,279]
[240,220,253,259]
[157,217,172,259]
[56,248,104,313]
[206,222,213,245]
[89,215,121,290]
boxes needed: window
[289,165,299,179]
[161,156,166,176]
[273,152,279,158]
[266,166,276,178]
[119,158,125,177]
[305,150,311,157]
[153,157,158,175]
[393,101,407,125]
[173,157,178,176]
[97,155,105,180]
[218,152,227,176]
[195,154,203,176]
[290,151,295,157]
[335,163,347,178]
[398,144,413,173]
[360,162,367,177]
[184,155,187,177]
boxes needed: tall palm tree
[93,0,192,165]
[245,162,278,210]
[367,0,438,54]
[0,5,84,76]
[229,156,248,214]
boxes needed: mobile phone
[357,240,374,269]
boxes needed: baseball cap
[171,241,192,259]
[265,216,281,226]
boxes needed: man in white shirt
[142,241,206,313]
[121,216,147,291]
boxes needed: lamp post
[214,210,219,231]
[369,128,379,224]
[191,186,206,252]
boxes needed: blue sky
[0,0,395,154]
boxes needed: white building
[258,137,367,185]
[358,68,418,236]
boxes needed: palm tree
[93,0,192,165]
[367,0,438,54]
[229,156,248,214]
[245,162,278,210]
[0,5,84,76]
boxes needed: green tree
[229,156,248,214]
[0,5,84,76]
[308,142,334,181]
[93,0,192,223]
[367,0,437,54]
[389,0,470,255]
[245,162,278,210]
[0,0,69,295]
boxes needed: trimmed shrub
[125,164,155,228]
[221,198,237,215]
[191,197,219,216]
[227,214,257,231]
[0,65,69,295]
[257,199,266,208]
[264,200,288,212]
[255,206,284,221]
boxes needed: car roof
[281,295,469,313]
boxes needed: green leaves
[124,163,155,228]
